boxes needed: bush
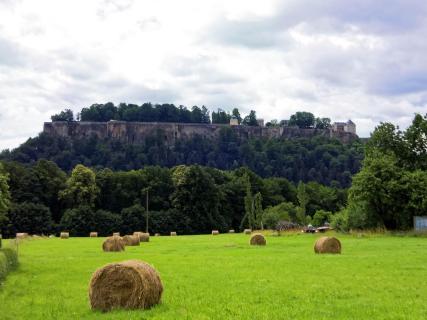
[93,210,122,236]
[0,246,18,281]
[263,202,295,229]
[331,209,349,232]
[6,202,54,237]
[121,204,144,235]
[312,210,332,227]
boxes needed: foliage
[263,202,296,229]
[242,110,258,126]
[5,202,53,236]
[312,209,332,227]
[0,163,10,230]
[296,181,308,224]
[0,246,18,282]
[289,111,315,128]
[59,164,99,208]
[121,204,145,235]
[348,113,427,230]
[330,209,349,232]
[51,109,74,122]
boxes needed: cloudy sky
[1,0,426,150]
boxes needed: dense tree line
[0,161,347,237]
[334,113,427,230]
[0,130,363,188]
[51,103,334,130]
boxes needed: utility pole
[143,187,151,234]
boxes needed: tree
[241,176,255,230]
[289,112,315,128]
[0,163,10,230]
[60,206,95,236]
[253,192,263,229]
[315,118,331,129]
[121,204,145,235]
[51,109,74,122]
[59,164,99,208]
[242,110,258,126]
[232,108,242,124]
[6,202,53,236]
[312,209,332,227]
[296,181,309,224]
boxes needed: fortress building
[332,120,356,135]
[43,120,358,145]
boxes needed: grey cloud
[0,37,27,67]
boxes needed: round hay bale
[250,233,266,246]
[90,232,98,238]
[244,229,252,235]
[113,232,120,237]
[154,233,160,236]
[60,232,69,239]
[228,229,235,233]
[103,236,125,252]
[212,230,219,235]
[49,235,55,238]
[139,233,150,242]
[16,232,28,239]
[123,235,140,246]
[170,231,177,236]
[314,236,341,254]
[89,260,163,312]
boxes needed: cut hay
[170,232,177,236]
[228,229,235,233]
[16,233,29,239]
[212,230,219,235]
[139,233,150,242]
[250,233,266,246]
[113,232,120,237]
[60,232,69,239]
[244,229,252,235]
[102,236,125,252]
[314,236,341,254]
[134,232,150,242]
[89,260,163,312]
[90,232,98,238]
[154,233,160,236]
[122,235,140,246]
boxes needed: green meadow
[0,233,426,320]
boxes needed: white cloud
[0,0,426,150]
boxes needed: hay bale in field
[89,260,163,312]
[16,233,28,239]
[250,233,266,246]
[49,235,55,238]
[244,229,252,235]
[113,232,120,237]
[314,236,341,254]
[122,235,140,246]
[154,233,160,236]
[60,232,69,239]
[170,231,177,236]
[212,230,219,235]
[139,233,150,242]
[102,236,125,252]
[228,229,235,233]
[90,232,98,238]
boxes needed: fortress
[43,120,358,145]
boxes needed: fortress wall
[43,121,357,144]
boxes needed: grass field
[0,233,426,319]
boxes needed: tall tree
[59,164,99,208]
[296,181,309,224]
[0,163,11,230]
[289,112,315,128]
[51,109,74,122]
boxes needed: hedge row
[0,246,19,282]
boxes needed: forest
[0,161,347,237]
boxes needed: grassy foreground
[0,233,426,319]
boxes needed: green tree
[0,163,11,230]
[59,165,99,208]
[315,117,331,129]
[242,110,258,126]
[289,112,315,128]
[296,181,309,224]
[51,109,74,122]
[6,202,53,236]
[232,108,242,124]
[253,192,263,229]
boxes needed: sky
[0,0,426,150]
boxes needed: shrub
[312,210,332,227]
[0,246,18,281]
[6,202,54,236]
[331,209,349,232]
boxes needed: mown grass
[0,233,426,319]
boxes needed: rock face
[43,121,358,145]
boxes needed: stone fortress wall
[43,121,358,145]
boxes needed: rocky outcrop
[43,121,358,144]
